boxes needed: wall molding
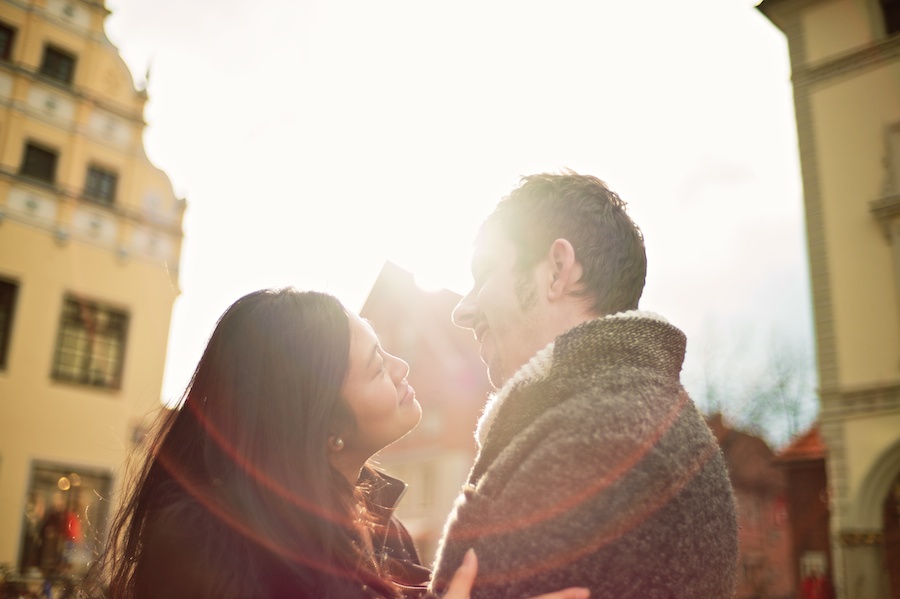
[794,35,900,88]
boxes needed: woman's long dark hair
[87,289,401,598]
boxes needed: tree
[736,337,817,444]
[685,323,818,449]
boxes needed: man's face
[452,232,545,388]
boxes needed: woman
[86,288,587,599]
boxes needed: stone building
[757,0,900,595]
[776,425,833,594]
[708,414,795,599]
[0,0,183,586]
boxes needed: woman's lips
[401,383,415,404]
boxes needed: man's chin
[487,362,507,390]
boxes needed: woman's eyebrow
[360,318,384,369]
[367,342,380,370]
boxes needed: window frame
[883,0,900,35]
[83,165,118,206]
[39,44,76,86]
[0,278,18,370]
[0,21,15,61]
[19,142,59,184]
[51,295,129,390]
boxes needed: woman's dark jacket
[133,470,428,598]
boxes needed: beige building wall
[0,0,183,576]
[812,65,900,386]
[759,0,900,597]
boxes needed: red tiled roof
[776,424,826,462]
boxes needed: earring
[331,437,345,451]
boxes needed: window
[52,296,128,389]
[20,143,58,183]
[18,462,113,578]
[884,0,900,35]
[84,166,117,205]
[0,279,18,369]
[0,22,15,61]
[39,45,75,85]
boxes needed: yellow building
[0,0,183,584]
[758,1,900,597]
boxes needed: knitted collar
[474,310,670,448]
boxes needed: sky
[103,0,815,444]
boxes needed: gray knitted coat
[429,312,738,599]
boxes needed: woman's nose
[389,353,410,380]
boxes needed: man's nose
[452,294,476,329]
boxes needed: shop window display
[17,463,112,585]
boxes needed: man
[430,172,738,598]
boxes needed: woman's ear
[546,238,582,301]
[327,435,345,452]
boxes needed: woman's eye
[374,354,386,376]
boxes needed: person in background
[430,171,739,598]
[800,567,831,599]
[86,288,589,599]
[37,491,83,576]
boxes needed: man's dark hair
[482,170,647,315]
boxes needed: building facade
[0,0,183,585]
[757,1,900,597]
[776,425,834,596]
[708,414,795,599]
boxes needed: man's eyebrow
[472,256,492,279]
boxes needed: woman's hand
[442,549,590,599]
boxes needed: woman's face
[338,313,422,460]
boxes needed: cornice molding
[81,0,112,15]
[793,35,900,88]
[839,531,884,546]
[0,62,146,125]
[0,169,185,237]
[821,381,900,418]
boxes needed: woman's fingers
[442,548,478,599]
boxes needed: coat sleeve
[430,391,737,599]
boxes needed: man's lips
[474,323,488,344]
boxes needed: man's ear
[547,239,582,301]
